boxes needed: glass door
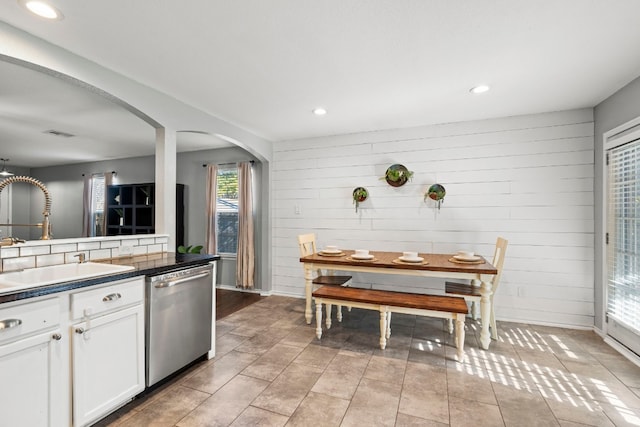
[606,137,640,356]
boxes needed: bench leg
[337,305,343,322]
[447,318,454,334]
[326,304,332,329]
[455,313,465,361]
[379,309,387,350]
[315,301,323,339]
[386,312,392,339]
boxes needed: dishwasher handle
[154,271,210,288]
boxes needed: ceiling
[0,59,234,168]
[2,1,640,167]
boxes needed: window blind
[607,138,640,335]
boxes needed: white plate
[321,249,342,254]
[399,256,424,263]
[351,254,374,260]
[453,254,481,261]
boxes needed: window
[216,167,238,254]
[606,137,640,355]
[90,174,105,237]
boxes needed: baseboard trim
[495,315,593,331]
[603,336,640,368]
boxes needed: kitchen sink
[0,262,135,294]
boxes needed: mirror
[0,59,236,241]
[0,58,157,240]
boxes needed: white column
[155,128,177,250]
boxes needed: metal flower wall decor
[425,184,446,210]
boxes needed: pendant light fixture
[0,159,15,177]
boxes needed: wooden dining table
[299,250,498,350]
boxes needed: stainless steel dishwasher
[145,264,213,387]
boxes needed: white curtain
[236,162,255,289]
[101,172,114,236]
[205,164,218,255]
[81,172,114,237]
[81,175,92,237]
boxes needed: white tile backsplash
[19,245,50,256]
[36,253,65,267]
[0,247,19,259]
[147,244,162,254]
[132,245,148,255]
[89,249,112,260]
[3,256,35,271]
[50,243,78,253]
[100,240,121,249]
[78,242,101,251]
[0,234,169,272]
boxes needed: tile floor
[97,296,640,427]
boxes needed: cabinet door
[72,304,145,427]
[0,329,65,426]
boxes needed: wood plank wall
[272,109,595,328]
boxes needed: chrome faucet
[0,176,52,240]
[74,253,86,263]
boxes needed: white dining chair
[297,233,352,324]
[446,237,508,341]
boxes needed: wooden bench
[312,286,469,360]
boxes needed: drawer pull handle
[0,318,22,331]
[75,327,85,334]
[52,333,62,341]
[103,293,122,302]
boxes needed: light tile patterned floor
[97,296,640,427]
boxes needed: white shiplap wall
[272,109,595,328]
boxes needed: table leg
[479,279,493,350]
[304,267,313,324]
[315,301,323,339]
[386,312,392,339]
[379,309,387,349]
[455,313,465,361]
[326,304,333,329]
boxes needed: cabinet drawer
[0,297,60,344]
[71,278,143,320]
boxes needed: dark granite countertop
[0,252,220,304]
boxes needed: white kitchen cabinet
[71,277,145,427]
[0,297,68,427]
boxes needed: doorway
[604,118,640,356]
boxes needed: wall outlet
[517,287,525,297]
[294,205,301,215]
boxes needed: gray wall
[594,75,640,330]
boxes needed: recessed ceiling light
[470,85,490,94]
[312,107,327,116]
[19,0,64,20]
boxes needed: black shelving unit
[106,183,184,247]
